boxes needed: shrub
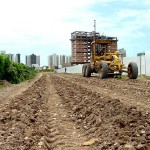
[0,55,37,84]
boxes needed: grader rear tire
[82,64,86,77]
[85,64,91,77]
[99,62,108,79]
[128,62,138,79]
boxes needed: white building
[48,55,53,67]
[26,55,31,66]
[48,54,71,68]
[48,54,59,68]
[59,55,65,65]
[65,56,72,63]
[53,54,59,67]
[36,56,40,66]
[8,53,15,62]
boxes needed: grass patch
[121,75,128,79]
[0,84,4,89]
[144,77,150,80]
[137,75,150,80]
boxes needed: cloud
[0,0,150,65]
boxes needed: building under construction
[70,31,118,64]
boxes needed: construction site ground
[0,73,150,150]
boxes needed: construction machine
[82,21,138,79]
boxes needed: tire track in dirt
[44,74,91,150]
[0,73,91,150]
[57,73,150,113]
[50,73,150,149]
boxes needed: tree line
[0,54,37,84]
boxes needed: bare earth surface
[0,73,150,150]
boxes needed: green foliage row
[0,54,37,84]
[41,69,54,72]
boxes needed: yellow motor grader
[82,37,138,79]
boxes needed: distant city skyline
[0,51,21,63]
[0,50,71,67]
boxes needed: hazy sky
[0,0,150,66]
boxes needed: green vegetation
[0,84,4,89]
[121,75,128,79]
[138,75,150,81]
[145,77,150,80]
[41,69,54,72]
[121,74,150,80]
[0,54,37,84]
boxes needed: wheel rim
[128,65,132,78]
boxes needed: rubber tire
[128,62,138,79]
[85,64,91,77]
[99,61,108,79]
[82,64,86,77]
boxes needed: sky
[0,0,150,66]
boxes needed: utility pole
[94,20,96,42]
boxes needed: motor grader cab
[82,35,138,79]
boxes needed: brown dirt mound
[50,74,150,149]
[0,73,150,150]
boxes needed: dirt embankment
[0,73,150,150]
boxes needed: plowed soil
[0,73,150,150]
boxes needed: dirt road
[0,73,150,149]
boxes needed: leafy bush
[0,54,37,84]
[41,69,54,72]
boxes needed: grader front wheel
[128,62,138,79]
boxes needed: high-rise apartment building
[48,55,53,67]
[26,55,31,66]
[59,55,65,65]
[7,53,21,63]
[36,56,40,66]
[65,56,72,63]
[15,53,21,63]
[48,54,71,68]
[7,53,15,62]
[53,54,59,67]
[48,54,59,68]
[26,54,40,66]
[31,54,36,65]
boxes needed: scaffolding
[70,31,118,64]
